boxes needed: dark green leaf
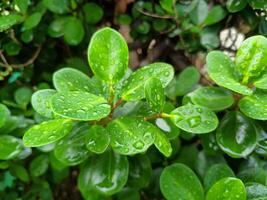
[247,0,267,9]
[44,0,69,14]
[83,3,103,24]
[63,17,84,45]
[226,0,247,13]
[189,0,208,25]
[204,5,227,26]
[30,155,49,177]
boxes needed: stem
[112,98,123,111]
[108,82,115,106]
[241,74,249,85]
[144,113,162,121]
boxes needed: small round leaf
[154,128,172,157]
[0,135,24,160]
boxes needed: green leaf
[78,150,129,196]
[88,27,129,83]
[122,63,174,101]
[226,0,247,13]
[189,0,208,25]
[128,155,152,189]
[153,19,168,32]
[0,135,23,160]
[44,0,69,14]
[116,188,140,200]
[0,14,23,32]
[200,27,220,49]
[23,119,73,147]
[22,12,42,30]
[54,123,90,166]
[246,182,267,200]
[31,89,57,118]
[0,104,10,128]
[216,112,257,158]
[145,77,165,113]
[14,87,32,109]
[154,128,172,157]
[86,125,110,154]
[253,72,267,89]
[204,5,227,26]
[4,41,21,56]
[30,155,49,177]
[238,166,267,186]
[247,0,267,9]
[201,132,221,155]
[170,104,218,134]
[14,0,29,13]
[204,163,235,191]
[108,117,155,155]
[206,51,252,95]
[160,163,204,200]
[83,3,103,24]
[239,91,267,120]
[206,177,246,200]
[51,91,110,121]
[159,0,174,14]
[136,21,151,34]
[236,36,267,83]
[10,164,29,182]
[47,17,67,38]
[53,68,94,93]
[189,86,234,111]
[63,17,84,45]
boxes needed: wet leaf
[216,112,257,158]
[31,89,57,118]
[154,128,172,157]
[108,117,155,155]
[88,27,128,83]
[51,91,111,121]
[206,177,246,200]
[23,119,73,147]
[86,125,110,154]
[160,163,204,200]
[253,72,267,89]
[170,104,218,134]
[122,63,174,101]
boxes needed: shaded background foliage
[1,0,267,199]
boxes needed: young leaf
[206,51,252,95]
[204,5,227,26]
[239,91,267,120]
[246,182,267,200]
[154,128,172,157]
[63,17,84,45]
[23,119,73,147]
[50,91,111,121]
[53,68,94,93]
[108,117,155,155]
[86,125,110,154]
[170,104,218,134]
[54,123,90,166]
[122,63,174,101]
[160,163,204,200]
[206,177,246,200]
[0,104,10,128]
[189,86,234,111]
[0,14,23,32]
[31,89,57,118]
[78,150,129,196]
[204,163,235,191]
[0,135,23,160]
[226,0,247,13]
[88,27,129,83]
[83,3,103,24]
[216,112,257,158]
[236,35,267,83]
[145,77,165,113]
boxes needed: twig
[137,8,173,19]
[144,113,162,121]
[0,45,42,69]
[112,98,124,111]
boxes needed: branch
[137,8,173,19]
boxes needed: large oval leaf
[88,27,128,83]
[145,77,165,113]
[170,104,218,134]
[108,117,155,155]
[86,125,110,154]
[23,119,73,147]
[53,68,94,93]
[239,91,267,120]
[54,123,90,166]
[216,112,257,158]
[121,62,174,101]
[160,163,204,200]
[51,91,111,121]
[0,135,24,160]
[236,35,267,82]
[78,150,129,196]
[204,163,235,191]
[206,177,246,200]
[31,89,57,118]
[206,51,252,95]
[0,104,10,128]
[189,86,234,111]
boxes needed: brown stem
[137,8,173,19]
[144,113,162,121]
[112,98,124,110]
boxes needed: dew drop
[133,140,145,150]
[187,116,201,128]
